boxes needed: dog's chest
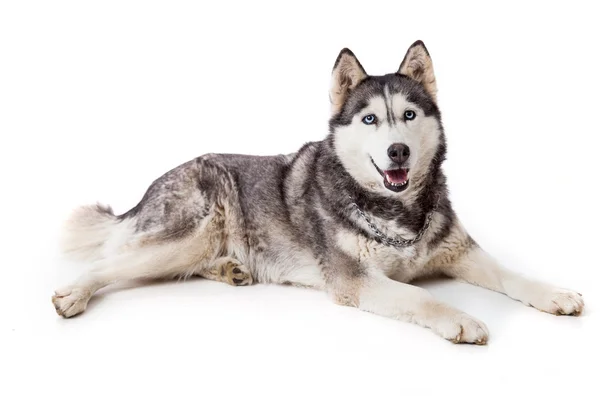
[335,228,431,282]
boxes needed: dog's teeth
[389,180,408,187]
[386,178,409,188]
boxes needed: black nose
[387,143,410,164]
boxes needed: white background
[1,1,599,399]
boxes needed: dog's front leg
[444,245,584,316]
[331,272,489,344]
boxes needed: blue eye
[404,110,416,120]
[362,114,377,125]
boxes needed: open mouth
[370,158,410,193]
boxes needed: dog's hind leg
[52,237,212,318]
[53,206,228,318]
[53,157,250,317]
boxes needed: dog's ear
[330,48,367,114]
[399,40,437,102]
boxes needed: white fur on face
[334,88,441,197]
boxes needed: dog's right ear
[330,48,367,114]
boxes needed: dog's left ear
[330,48,367,114]
[399,40,437,102]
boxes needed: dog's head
[329,41,444,197]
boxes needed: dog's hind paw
[52,287,91,318]
[216,258,253,287]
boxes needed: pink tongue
[385,169,408,183]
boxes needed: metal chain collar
[349,195,440,248]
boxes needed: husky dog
[53,41,584,344]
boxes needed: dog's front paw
[527,287,584,316]
[431,313,489,345]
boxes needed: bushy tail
[59,203,121,262]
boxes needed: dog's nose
[387,143,410,164]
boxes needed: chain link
[349,195,440,248]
